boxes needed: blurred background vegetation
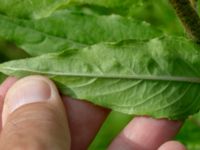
[0,0,199,149]
[0,39,28,82]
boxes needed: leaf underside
[1,1,200,149]
[1,36,200,120]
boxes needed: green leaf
[176,117,200,150]
[0,0,142,19]
[0,39,28,62]
[68,0,139,8]
[67,0,184,36]
[68,0,142,15]
[198,0,200,15]
[0,10,161,56]
[89,111,133,149]
[0,73,6,83]
[0,0,68,19]
[126,0,184,36]
[0,36,200,119]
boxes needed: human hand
[0,76,186,150]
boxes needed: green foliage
[128,0,184,35]
[0,10,161,56]
[1,36,200,119]
[89,111,133,149]
[68,0,138,8]
[0,0,140,19]
[176,114,200,149]
[0,0,68,19]
[0,73,6,83]
[0,39,28,82]
[0,0,199,149]
[0,39,28,62]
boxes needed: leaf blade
[0,0,142,18]
[0,10,162,56]
[0,36,200,119]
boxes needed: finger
[0,77,17,97]
[63,96,110,150]
[0,76,70,150]
[158,141,186,150]
[109,116,182,150]
[0,77,17,129]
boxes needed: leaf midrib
[0,14,77,42]
[2,66,200,83]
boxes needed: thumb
[0,76,70,150]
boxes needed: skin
[0,76,186,150]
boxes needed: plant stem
[169,0,200,42]
[189,0,198,10]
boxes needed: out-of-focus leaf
[68,0,140,8]
[67,0,142,15]
[0,73,6,83]
[198,0,200,15]
[0,0,68,19]
[1,36,200,119]
[89,111,133,149]
[176,117,200,150]
[0,0,143,19]
[0,10,161,56]
[67,0,184,36]
[0,39,27,83]
[0,39,28,62]
[127,0,184,36]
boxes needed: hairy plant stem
[189,0,197,10]
[169,0,200,42]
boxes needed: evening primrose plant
[0,0,200,149]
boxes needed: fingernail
[5,78,51,113]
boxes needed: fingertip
[158,141,187,150]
